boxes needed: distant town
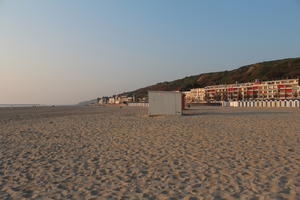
[97,78,300,105]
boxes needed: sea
[0,104,43,108]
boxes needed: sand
[0,105,299,200]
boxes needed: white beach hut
[148,91,184,116]
[290,100,294,107]
[254,101,258,107]
[250,101,254,107]
[276,101,281,107]
[244,101,248,107]
[242,101,246,107]
[238,101,242,107]
[296,100,300,108]
[286,100,290,107]
[271,101,276,107]
[234,101,239,107]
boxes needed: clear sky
[0,0,300,105]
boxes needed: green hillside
[124,57,300,99]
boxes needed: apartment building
[185,78,300,103]
[184,88,205,103]
[97,97,109,104]
[98,95,135,105]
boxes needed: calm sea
[0,104,42,108]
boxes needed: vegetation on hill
[124,57,300,99]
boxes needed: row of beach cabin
[222,100,300,108]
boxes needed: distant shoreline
[0,104,79,108]
[0,104,43,108]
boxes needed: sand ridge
[0,106,299,199]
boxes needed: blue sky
[0,0,300,104]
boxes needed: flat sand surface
[0,106,299,199]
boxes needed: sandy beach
[0,106,299,199]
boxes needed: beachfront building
[184,88,206,103]
[98,97,108,104]
[114,95,133,104]
[185,78,300,103]
[108,96,116,104]
[98,95,135,105]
